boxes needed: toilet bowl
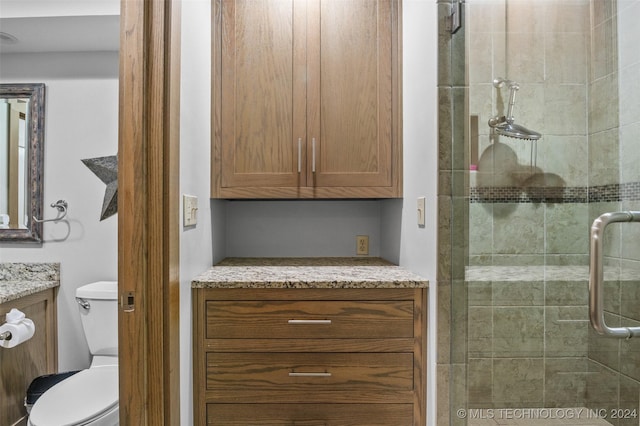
[28,281,119,426]
[27,362,119,426]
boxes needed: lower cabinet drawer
[206,352,413,393]
[207,403,414,425]
[205,300,414,339]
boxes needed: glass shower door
[448,0,640,425]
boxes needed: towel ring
[33,200,68,223]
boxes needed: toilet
[28,281,119,426]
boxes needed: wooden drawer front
[205,300,413,339]
[207,404,414,425]
[206,353,413,392]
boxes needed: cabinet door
[212,0,401,198]
[307,0,399,195]
[213,0,307,196]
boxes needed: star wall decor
[81,154,118,221]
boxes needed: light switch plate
[417,196,426,227]
[183,195,198,227]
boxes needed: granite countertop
[0,262,61,304]
[192,257,429,289]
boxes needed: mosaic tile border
[470,182,640,204]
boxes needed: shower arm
[505,82,519,123]
[488,78,520,127]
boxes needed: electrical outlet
[356,235,369,256]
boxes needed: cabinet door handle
[287,319,332,325]
[289,372,332,377]
[297,138,302,173]
[311,138,316,173]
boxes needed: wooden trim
[393,0,403,198]
[166,1,182,424]
[118,0,181,424]
[210,0,222,199]
[205,338,415,353]
[199,288,418,301]
[192,289,207,426]
[414,288,427,425]
[214,185,401,199]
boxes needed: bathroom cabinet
[211,0,402,199]
[0,288,57,426]
[193,287,426,425]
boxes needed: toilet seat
[29,366,118,426]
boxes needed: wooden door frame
[118,0,181,424]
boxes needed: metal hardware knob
[76,297,90,310]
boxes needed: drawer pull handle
[287,319,332,325]
[289,372,332,377]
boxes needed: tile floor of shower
[466,408,613,426]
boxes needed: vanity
[192,258,428,425]
[0,263,59,426]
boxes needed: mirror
[0,83,45,242]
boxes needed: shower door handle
[589,211,640,339]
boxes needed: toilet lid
[29,366,118,426]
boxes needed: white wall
[397,2,438,425]
[0,51,120,371]
[178,1,213,425]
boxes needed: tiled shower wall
[468,0,590,267]
[438,0,640,425]
[465,0,593,415]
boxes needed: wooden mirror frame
[0,83,45,243]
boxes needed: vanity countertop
[192,257,429,289]
[0,280,60,304]
[0,262,60,304]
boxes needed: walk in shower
[439,0,640,425]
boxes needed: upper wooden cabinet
[211,0,402,199]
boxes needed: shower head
[488,77,542,141]
[494,121,541,141]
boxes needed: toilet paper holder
[1,308,34,347]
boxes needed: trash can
[25,370,80,413]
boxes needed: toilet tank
[76,281,118,356]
